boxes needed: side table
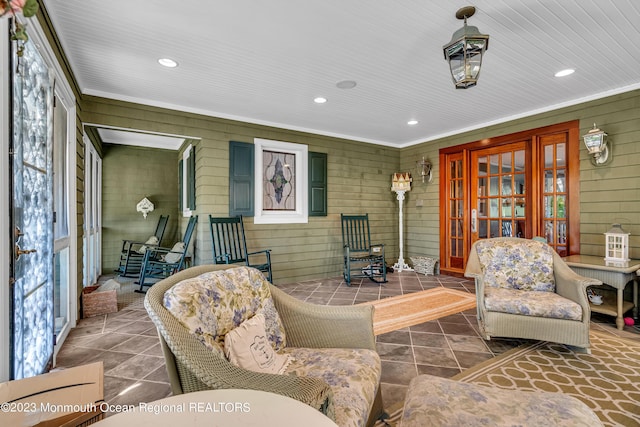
[92,389,338,427]
[563,255,639,330]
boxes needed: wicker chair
[465,237,601,352]
[144,264,384,427]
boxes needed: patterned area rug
[360,288,477,335]
[453,330,640,427]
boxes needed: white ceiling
[96,128,185,150]
[43,0,640,148]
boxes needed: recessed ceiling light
[407,120,419,126]
[314,97,327,104]
[554,68,575,77]
[158,58,178,68]
[336,80,357,89]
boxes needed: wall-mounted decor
[254,138,308,224]
[136,197,154,218]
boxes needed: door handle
[471,209,477,233]
[15,245,37,261]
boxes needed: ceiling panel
[42,0,640,146]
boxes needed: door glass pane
[544,145,554,168]
[489,154,499,172]
[53,99,68,240]
[12,41,54,379]
[479,220,487,238]
[478,199,487,217]
[54,248,69,335]
[490,220,499,238]
[556,195,566,219]
[489,176,498,196]
[544,196,554,218]
[514,174,525,195]
[478,157,487,175]
[478,177,487,196]
[502,176,512,195]
[489,199,498,217]
[502,220,513,237]
[556,170,566,192]
[544,170,554,192]
[556,143,566,167]
[501,152,512,172]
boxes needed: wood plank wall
[400,89,640,266]
[82,96,400,284]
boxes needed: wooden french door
[439,122,579,275]
[470,142,528,245]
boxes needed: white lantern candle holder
[604,223,630,266]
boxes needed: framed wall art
[254,138,308,224]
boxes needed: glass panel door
[443,152,465,270]
[83,140,102,287]
[10,40,55,379]
[471,142,527,244]
[540,134,568,255]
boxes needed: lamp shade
[443,7,489,89]
[582,123,609,165]
[391,173,412,192]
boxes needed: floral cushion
[163,267,286,355]
[484,287,582,321]
[476,239,555,292]
[283,347,381,427]
[400,375,603,427]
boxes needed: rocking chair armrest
[270,285,376,351]
[215,253,232,263]
[247,249,272,257]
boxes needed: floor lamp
[391,173,413,272]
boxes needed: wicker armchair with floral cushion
[465,237,601,352]
[144,264,384,427]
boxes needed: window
[254,138,308,224]
[180,143,196,216]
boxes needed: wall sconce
[604,223,629,266]
[443,5,490,89]
[136,197,154,218]
[416,157,433,183]
[582,123,610,166]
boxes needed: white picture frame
[254,138,308,224]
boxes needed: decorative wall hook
[136,197,154,218]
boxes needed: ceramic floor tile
[106,354,164,379]
[412,346,458,368]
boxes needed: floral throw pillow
[224,312,292,374]
[163,266,287,354]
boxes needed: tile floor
[55,270,640,414]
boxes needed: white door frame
[0,18,12,383]
[0,17,77,379]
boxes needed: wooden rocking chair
[341,213,387,286]
[136,216,197,292]
[209,215,272,282]
[115,214,169,277]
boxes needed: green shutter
[308,151,327,216]
[178,159,183,211]
[229,141,255,216]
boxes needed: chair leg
[344,256,351,286]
